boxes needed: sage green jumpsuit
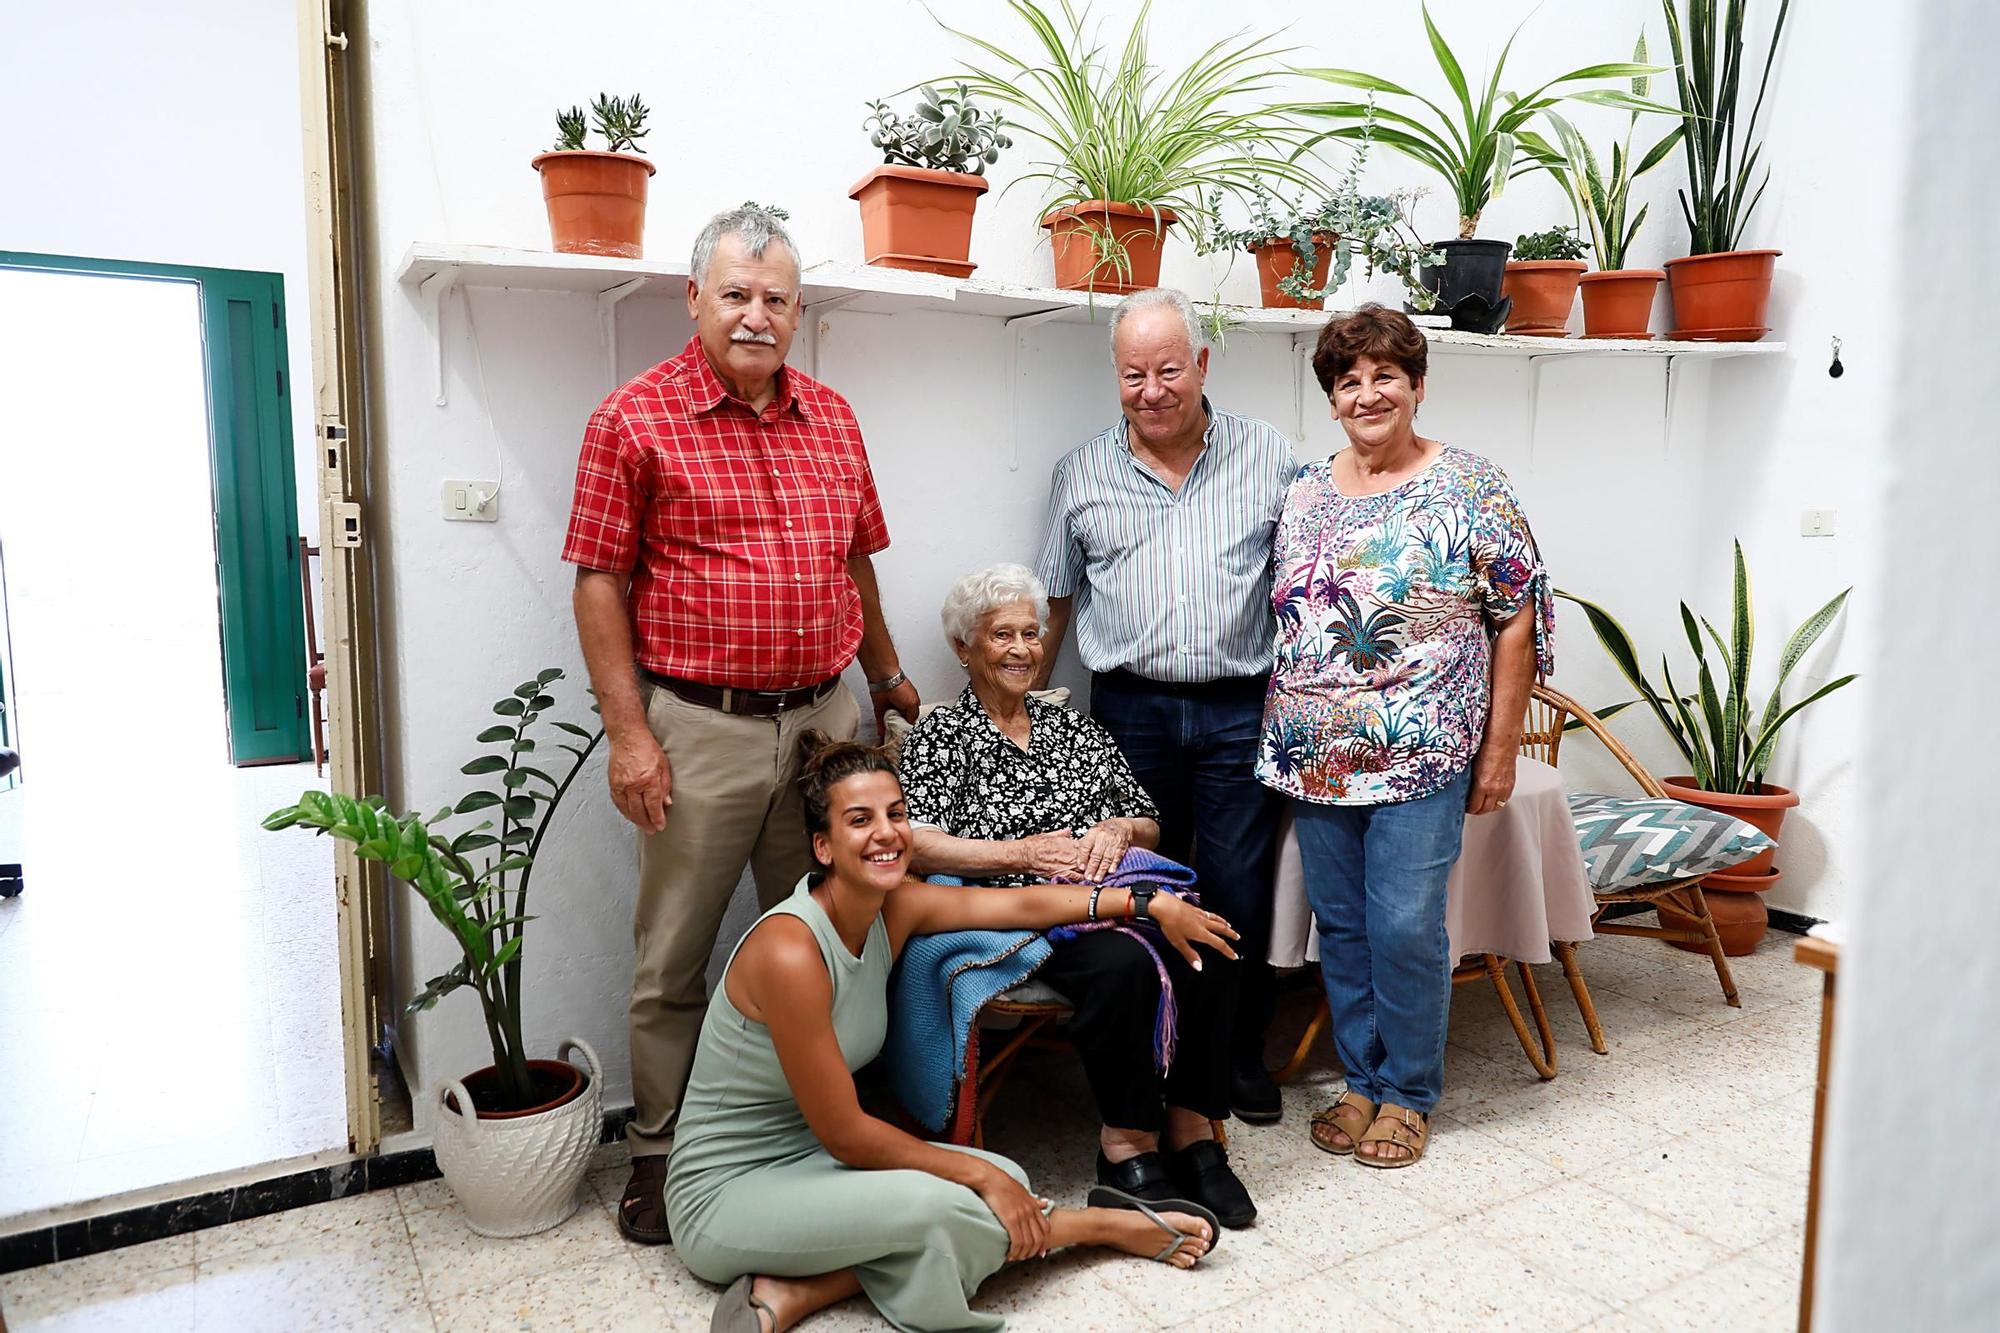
[665,880,1030,1332]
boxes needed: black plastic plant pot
[1419,238,1514,334]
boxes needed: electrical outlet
[1799,508,1837,537]
[442,479,499,523]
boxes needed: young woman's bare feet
[1088,1206,1214,1268]
[741,1269,863,1332]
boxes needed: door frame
[0,250,313,766]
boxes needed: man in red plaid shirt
[563,205,920,1244]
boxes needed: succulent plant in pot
[850,84,1012,278]
[532,94,656,259]
[264,669,608,1237]
[1502,225,1589,336]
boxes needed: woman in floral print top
[1259,305,1554,1169]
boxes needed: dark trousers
[1089,670,1281,1071]
[1038,927,1232,1130]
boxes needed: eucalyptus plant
[1662,0,1792,254]
[264,669,604,1110]
[1530,34,1684,270]
[865,84,1012,176]
[1297,3,1669,239]
[1558,542,1855,795]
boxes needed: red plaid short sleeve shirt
[561,335,891,690]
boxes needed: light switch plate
[442,479,499,523]
[1800,508,1837,537]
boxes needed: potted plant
[1559,543,1856,952]
[264,669,607,1237]
[850,84,1012,278]
[1531,34,1686,339]
[1660,0,1793,339]
[942,0,1313,293]
[531,95,656,259]
[1297,2,1668,332]
[1501,226,1588,336]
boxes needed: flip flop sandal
[1309,1092,1376,1157]
[710,1274,777,1333]
[1354,1103,1429,1170]
[1086,1184,1222,1263]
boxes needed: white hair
[1108,287,1204,359]
[940,563,1049,651]
[690,205,798,288]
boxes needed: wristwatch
[1129,886,1157,921]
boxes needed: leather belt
[1095,667,1270,698]
[644,670,840,718]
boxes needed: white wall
[0,1,319,540]
[357,0,1880,1117]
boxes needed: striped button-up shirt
[1035,402,1299,682]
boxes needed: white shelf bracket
[1004,306,1073,474]
[1662,356,1681,447]
[418,269,458,406]
[597,278,650,388]
[1525,354,1554,466]
[1292,333,1311,445]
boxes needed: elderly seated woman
[896,562,1256,1229]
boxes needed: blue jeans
[1089,671,1280,1067]
[1290,768,1472,1115]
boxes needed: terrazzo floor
[0,927,1820,1331]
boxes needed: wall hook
[1828,335,1844,379]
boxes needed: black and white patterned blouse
[898,686,1160,886]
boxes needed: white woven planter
[432,1037,602,1238]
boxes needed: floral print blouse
[1256,446,1555,807]
[898,687,1159,886]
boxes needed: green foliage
[552,106,587,153]
[938,0,1317,276]
[550,92,647,155]
[1513,225,1589,262]
[865,84,1013,176]
[739,200,790,220]
[1661,0,1791,255]
[264,669,604,1110]
[1558,541,1856,795]
[1297,2,1671,239]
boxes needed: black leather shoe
[1231,1060,1283,1125]
[1095,1149,1179,1204]
[1166,1139,1257,1229]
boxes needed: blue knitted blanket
[884,850,1198,1135]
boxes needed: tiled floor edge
[0,1105,638,1275]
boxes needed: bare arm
[1031,595,1074,691]
[885,880,1238,969]
[846,554,920,733]
[573,568,670,833]
[1467,607,1538,816]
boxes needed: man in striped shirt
[1034,288,1300,1138]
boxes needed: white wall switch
[442,479,499,523]
[1800,508,1837,537]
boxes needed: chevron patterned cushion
[1566,792,1775,891]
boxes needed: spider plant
[937,0,1316,278]
[1296,2,1670,239]
[1529,33,1684,270]
[1558,541,1856,795]
[1662,0,1791,255]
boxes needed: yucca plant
[1662,0,1791,255]
[263,669,603,1110]
[1529,33,1684,270]
[1558,542,1856,795]
[938,0,1317,277]
[1297,2,1671,239]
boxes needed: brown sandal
[1309,1091,1376,1156]
[1355,1103,1429,1169]
[619,1155,673,1244]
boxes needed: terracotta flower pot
[849,165,990,278]
[1501,260,1586,336]
[1250,233,1335,310]
[1578,269,1663,339]
[1659,777,1798,877]
[1660,865,1780,956]
[1041,200,1177,294]
[1665,248,1781,341]
[531,151,656,258]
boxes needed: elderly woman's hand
[1073,820,1132,881]
[1018,831,1087,879]
[1465,742,1518,816]
[1150,894,1240,971]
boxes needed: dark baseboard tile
[0,1105,638,1276]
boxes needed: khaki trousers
[626,679,859,1156]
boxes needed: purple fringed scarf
[1045,848,1200,1075]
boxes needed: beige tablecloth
[1269,755,1595,968]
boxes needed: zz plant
[865,84,1012,176]
[264,669,604,1110]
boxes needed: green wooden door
[0,253,310,765]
